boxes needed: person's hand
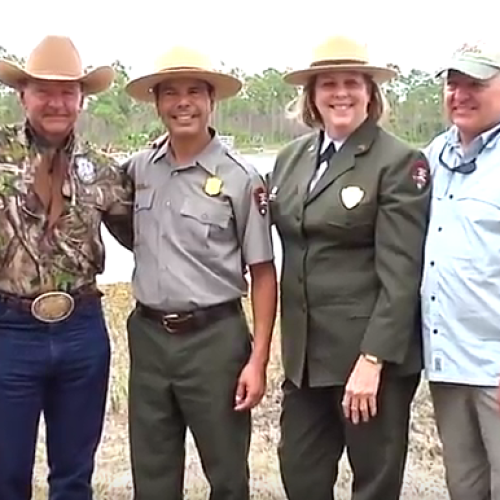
[342,355,382,424]
[234,359,266,411]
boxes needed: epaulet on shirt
[78,141,111,165]
[224,148,261,179]
[148,133,169,150]
[145,133,169,163]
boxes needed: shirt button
[433,329,438,334]
[438,227,442,232]
[430,261,435,266]
[431,296,436,301]
[449,194,454,199]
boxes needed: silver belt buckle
[162,312,193,333]
[31,291,75,323]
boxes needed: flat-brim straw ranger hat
[284,35,397,86]
[125,46,242,102]
[0,35,114,94]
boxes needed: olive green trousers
[127,305,252,500]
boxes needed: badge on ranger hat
[411,159,430,190]
[75,157,97,184]
[204,176,223,196]
[340,185,365,209]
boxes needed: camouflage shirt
[0,124,133,297]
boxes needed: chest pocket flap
[180,198,232,229]
[134,188,154,212]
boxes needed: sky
[2,0,499,79]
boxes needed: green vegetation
[0,45,448,150]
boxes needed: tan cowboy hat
[284,35,397,86]
[0,35,114,94]
[125,46,242,102]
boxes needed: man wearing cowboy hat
[421,45,500,500]
[0,35,132,500]
[112,46,276,500]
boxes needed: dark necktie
[318,141,336,165]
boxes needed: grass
[31,283,449,499]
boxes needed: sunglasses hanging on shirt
[438,125,500,175]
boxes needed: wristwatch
[363,353,382,365]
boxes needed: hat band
[26,69,84,78]
[310,58,369,68]
[159,65,208,73]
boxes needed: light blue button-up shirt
[421,122,500,386]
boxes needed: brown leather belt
[137,299,242,334]
[0,285,103,323]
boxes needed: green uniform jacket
[269,118,431,387]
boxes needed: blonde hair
[286,73,390,129]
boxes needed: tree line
[0,44,448,150]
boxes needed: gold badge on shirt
[204,176,223,196]
[340,186,365,209]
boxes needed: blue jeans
[0,297,111,500]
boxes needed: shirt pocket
[133,188,154,244]
[444,187,500,265]
[455,193,500,228]
[179,198,233,252]
[333,200,376,227]
[455,193,500,245]
[325,182,376,228]
[325,196,376,246]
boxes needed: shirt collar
[24,120,76,156]
[151,127,222,175]
[447,121,500,153]
[321,131,345,153]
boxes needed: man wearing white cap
[421,46,500,500]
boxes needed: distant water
[97,153,282,285]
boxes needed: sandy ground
[31,284,450,499]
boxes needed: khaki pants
[127,304,252,500]
[430,382,500,500]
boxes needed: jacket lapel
[294,133,321,204]
[305,119,378,205]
